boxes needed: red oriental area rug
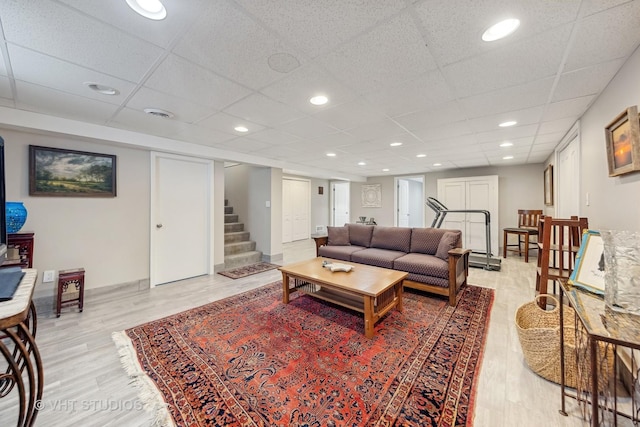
[113,281,494,427]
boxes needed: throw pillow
[435,231,459,260]
[327,226,350,246]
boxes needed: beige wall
[2,128,150,299]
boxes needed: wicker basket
[515,294,583,388]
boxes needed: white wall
[2,128,150,299]
[576,46,640,231]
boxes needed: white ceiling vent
[144,108,174,118]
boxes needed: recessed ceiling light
[143,108,173,118]
[500,142,514,147]
[503,155,514,160]
[499,120,517,127]
[309,95,328,105]
[84,82,119,96]
[416,154,427,158]
[326,152,336,157]
[234,126,249,132]
[382,168,390,172]
[433,163,442,167]
[358,161,366,166]
[125,0,167,20]
[389,142,403,147]
[482,18,520,42]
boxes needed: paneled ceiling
[1,0,639,179]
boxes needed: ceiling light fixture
[389,142,403,147]
[482,18,520,42]
[433,163,442,167]
[326,152,336,157]
[125,0,167,20]
[84,82,119,96]
[500,142,514,147]
[499,120,517,127]
[309,95,328,106]
[382,168,390,172]
[416,154,426,158]
[503,155,514,160]
[234,126,249,132]
[358,161,366,166]
[143,108,174,118]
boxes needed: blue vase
[6,202,28,233]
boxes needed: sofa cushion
[410,228,460,255]
[370,226,411,253]
[351,248,405,269]
[404,272,449,289]
[327,226,350,246]
[318,245,365,262]
[347,224,375,247]
[393,253,449,280]
[436,231,459,260]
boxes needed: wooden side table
[1,232,34,269]
[56,268,85,317]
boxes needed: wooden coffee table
[279,257,407,338]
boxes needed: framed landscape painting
[605,106,640,177]
[29,145,117,197]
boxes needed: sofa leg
[448,291,457,306]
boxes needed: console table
[1,233,34,269]
[0,269,43,426]
[559,280,640,426]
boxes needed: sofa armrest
[312,235,328,257]
[447,247,471,306]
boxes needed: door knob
[156,224,163,228]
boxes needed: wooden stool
[56,268,85,317]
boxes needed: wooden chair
[502,209,542,263]
[535,216,589,308]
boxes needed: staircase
[224,200,262,269]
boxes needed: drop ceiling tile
[542,96,595,121]
[0,76,12,99]
[412,121,474,142]
[318,12,438,95]
[170,125,236,147]
[0,0,163,82]
[474,124,538,143]
[467,106,544,133]
[460,77,554,118]
[581,0,631,17]
[145,54,251,111]
[126,87,216,123]
[224,93,305,126]
[552,59,625,102]
[110,107,191,137]
[57,0,206,48]
[479,136,534,150]
[314,132,361,148]
[197,112,266,134]
[173,0,301,90]
[219,137,270,153]
[534,131,566,145]
[234,0,405,58]
[15,81,119,124]
[313,99,387,131]
[530,141,561,153]
[260,64,358,114]
[537,117,577,135]
[363,69,455,118]
[8,45,136,105]
[564,1,640,71]
[414,0,580,65]
[393,101,466,132]
[0,49,7,76]
[248,128,302,145]
[442,24,572,97]
[0,97,14,108]
[279,116,341,139]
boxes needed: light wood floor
[0,239,619,426]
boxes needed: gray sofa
[313,223,471,306]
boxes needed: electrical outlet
[43,270,55,283]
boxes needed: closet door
[437,176,499,255]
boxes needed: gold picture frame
[605,106,640,177]
[544,164,553,206]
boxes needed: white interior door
[397,179,410,227]
[466,180,492,253]
[282,180,293,243]
[331,181,350,226]
[557,135,580,218]
[151,153,211,287]
[292,180,310,241]
[439,181,466,233]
